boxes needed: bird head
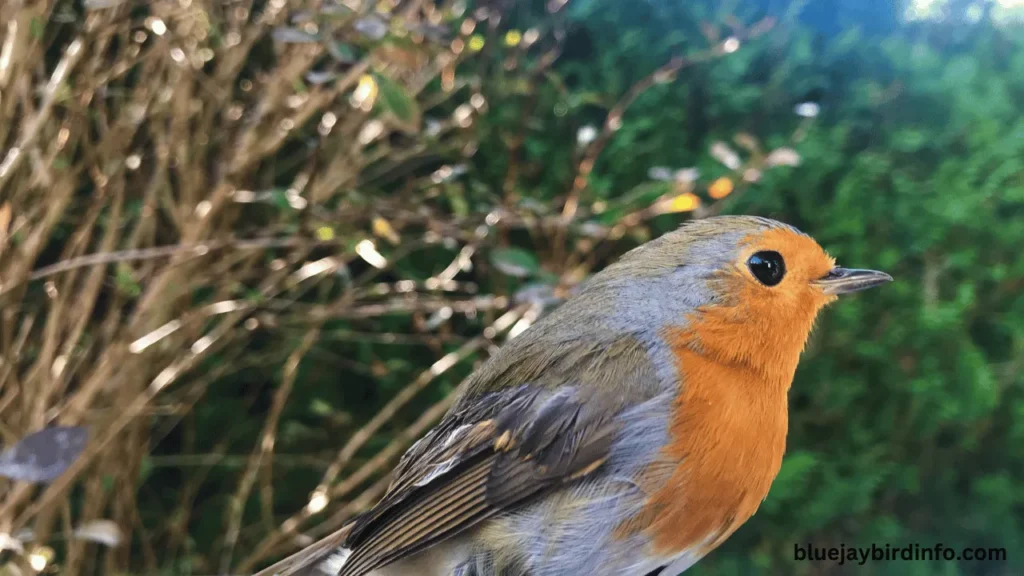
[575,215,892,386]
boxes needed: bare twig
[220,328,321,573]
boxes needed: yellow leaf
[351,75,378,110]
[504,30,522,47]
[468,35,485,52]
[708,177,734,199]
[316,226,335,241]
[372,216,400,244]
[664,193,701,213]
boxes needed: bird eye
[747,250,786,286]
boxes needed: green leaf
[892,129,927,152]
[30,17,44,40]
[115,264,141,297]
[138,456,154,483]
[373,72,421,133]
[490,247,540,278]
[309,398,334,417]
[327,41,357,62]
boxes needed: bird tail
[299,547,352,576]
[252,525,354,576]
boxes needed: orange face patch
[696,226,838,384]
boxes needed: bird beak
[813,267,893,295]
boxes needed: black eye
[747,250,786,286]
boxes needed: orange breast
[616,324,790,557]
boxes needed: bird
[256,215,892,576]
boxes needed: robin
[259,215,892,576]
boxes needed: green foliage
[490,247,541,278]
[373,71,422,132]
[672,7,1023,576]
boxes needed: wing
[337,384,619,576]
[256,331,657,576]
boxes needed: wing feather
[335,389,618,576]
[340,458,495,575]
[254,333,658,576]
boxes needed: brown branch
[220,327,321,573]
[237,305,527,572]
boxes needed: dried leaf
[0,202,10,249]
[709,177,734,199]
[374,42,427,71]
[372,217,400,245]
[72,520,124,547]
[0,427,88,484]
[733,133,760,153]
[710,141,741,170]
[766,147,802,167]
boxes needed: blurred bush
[706,4,1024,575]
[0,0,1020,575]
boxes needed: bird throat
[619,320,797,559]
